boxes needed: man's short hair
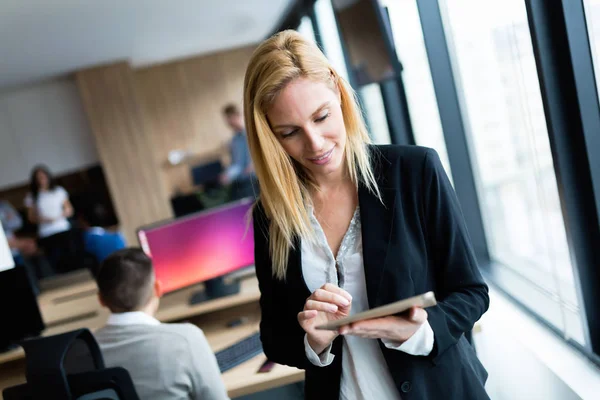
[96,248,154,313]
[223,103,240,117]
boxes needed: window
[314,1,392,144]
[584,0,600,99]
[297,15,317,44]
[441,0,585,344]
[383,0,452,176]
[358,83,391,144]
[313,0,350,82]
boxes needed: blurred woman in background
[25,165,74,273]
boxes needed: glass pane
[583,0,600,98]
[383,0,452,178]
[441,0,585,344]
[358,83,392,144]
[314,0,351,82]
[297,15,317,44]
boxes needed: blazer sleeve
[253,203,311,370]
[420,148,490,361]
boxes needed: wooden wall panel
[76,63,172,244]
[74,45,255,243]
[135,45,256,194]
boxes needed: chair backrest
[2,329,139,400]
[68,367,139,400]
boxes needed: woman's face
[267,77,347,181]
[36,170,49,190]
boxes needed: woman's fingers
[409,306,428,323]
[298,310,318,322]
[321,283,352,302]
[311,288,350,307]
[338,325,350,335]
[304,299,338,313]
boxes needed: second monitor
[137,198,254,305]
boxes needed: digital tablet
[315,291,437,331]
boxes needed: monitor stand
[189,277,241,305]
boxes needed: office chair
[2,328,139,400]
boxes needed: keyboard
[215,332,263,373]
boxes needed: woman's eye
[315,112,330,123]
[282,129,298,138]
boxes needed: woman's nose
[305,128,325,152]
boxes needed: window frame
[417,0,600,364]
[524,0,600,360]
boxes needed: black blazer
[253,145,490,400]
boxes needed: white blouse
[302,207,434,400]
[24,186,70,238]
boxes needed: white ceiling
[0,0,294,90]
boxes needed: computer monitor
[137,198,254,304]
[191,161,223,186]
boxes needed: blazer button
[400,381,412,393]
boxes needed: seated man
[0,200,41,293]
[0,200,37,262]
[94,248,229,400]
[77,210,126,265]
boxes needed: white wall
[0,78,98,190]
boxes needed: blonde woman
[247,30,489,400]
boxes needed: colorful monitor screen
[137,198,254,294]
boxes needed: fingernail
[341,298,350,306]
[328,305,338,312]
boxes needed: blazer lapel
[358,183,396,309]
[286,237,312,300]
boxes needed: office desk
[190,303,305,398]
[0,278,304,398]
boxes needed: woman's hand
[298,283,352,355]
[339,306,427,343]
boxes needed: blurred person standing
[220,104,257,200]
[25,165,75,272]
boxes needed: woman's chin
[308,158,344,178]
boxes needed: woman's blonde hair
[244,30,380,280]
